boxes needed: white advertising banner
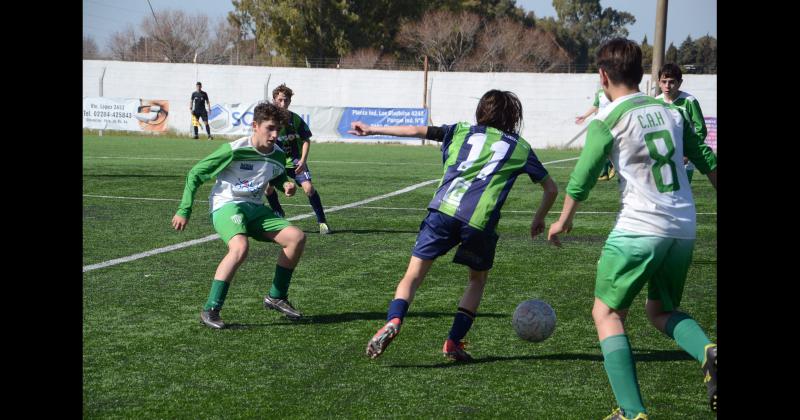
[83,97,170,132]
[207,103,345,139]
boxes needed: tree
[640,35,652,71]
[396,10,482,71]
[694,35,716,73]
[83,36,99,59]
[107,25,138,61]
[140,10,210,62]
[462,17,569,72]
[677,35,696,68]
[665,42,678,64]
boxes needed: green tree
[694,35,716,73]
[665,42,678,64]
[677,35,697,68]
[640,35,652,71]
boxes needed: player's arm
[348,122,428,138]
[189,96,193,112]
[682,118,717,190]
[548,120,613,246]
[268,157,296,197]
[295,119,314,173]
[173,144,234,230]
[687,99,707,141]
[575,106,599,124]
[523,150,559,239]
[204,92,211,112]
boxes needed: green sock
[269,265,294,299]
[203,280,230,310]
[600,334,646,418]
[665,312,711,363]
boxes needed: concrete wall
[83,60,716,148]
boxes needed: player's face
[196,85,202,91]
[252,119,279,148]
[659,76,681,96]
[274,93,291,109]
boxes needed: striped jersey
[176,136,289,218]
[428,122,549,231]
[593,88,611,109]
[566,92,717,239]
[277,111,312,168]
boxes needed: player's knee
[303,184,315,196]
[227,238,249,263]
[287,226,306,249]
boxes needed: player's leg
[201,204,253,328]
[199,113,212,139]
[192,112,200,139]
[594,231,665,419]
[443,225,497,361]
[645,238,716,412]
[297,168,329,233]
[366,211,458,359]
[259,212,306,320]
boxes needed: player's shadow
[388,349,693,369]
[85,174,183,178]
[298,228,419,235]
[225,311,505,328]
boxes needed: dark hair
[658,63,683,81]
[196,82,202,86]
[475,90,523,134]
[272,83,293,99]
[253,101,290,126]
[596,38,644,88]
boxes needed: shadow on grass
[224,311,506,328]
[296,228,420,235]
[388,349,693,369]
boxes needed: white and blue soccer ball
[512,299,556,342]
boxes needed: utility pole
[651,0,668,96]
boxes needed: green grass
[83,134,716,419]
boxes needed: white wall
[83,60,716,148]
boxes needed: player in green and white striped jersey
[172,102,308,329]
[548,39,717,419]
[576,88,616,180]
[656,63,708,183]
[349,90,559,362]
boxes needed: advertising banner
[336,108,429,140]
[704,117,716,152]
[83,97,170,132]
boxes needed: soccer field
[83,134,717,419]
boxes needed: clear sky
[84,0,716,52]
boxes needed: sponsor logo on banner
[337,107,428,140]
[704,117,716,152]
[83,97,170,132]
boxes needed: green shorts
[595,229,695,311]
[211,202,290,244]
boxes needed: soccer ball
[512,299,556,342]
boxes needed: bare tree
[107,25,138,61]
[202,18,239,64]
[83,36,99,59]
[141,10,210,62]
[397,10,482,71]
[339,48,381,69]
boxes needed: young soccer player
[172,101,308,329]
[349,90,559,361]
[655,63,708,183]
[576,88,615,181]
[547,39,718,419]
[264,84,331,234]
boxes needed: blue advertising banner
[337,107,428,140]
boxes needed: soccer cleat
[603,408,649,420]
[702,343,717,412]
[598,173,610,181]
[442,338,473,362]
[208,135,214,140]
[366,318,401,359]
[192,135,199,139]
[200,308,225,329]
[319,223,331,235]
[608,165,616,180]
[263,296,303,320]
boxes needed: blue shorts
[287,160,313,184]
[411,210,498,271]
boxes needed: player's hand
[172,215,188,231]
[348,121,371,136]
[295,161,306,174]
[284,182,296,197]
[530,218,545,239]
[575,116,586,124]
[547,220,572,248]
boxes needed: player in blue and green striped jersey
[548,39,717,419]
[349,90,559,362]
[264,84,330,234]
[172,102,308,329]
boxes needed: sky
[83,0,716,52]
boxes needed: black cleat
[702,344,717,412]
[264,296,303,320]
[200,308,225,329]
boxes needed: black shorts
[192,111,208,121]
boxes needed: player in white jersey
[172,102,308,329]
[576,88,615,180]
[548,39,717,420]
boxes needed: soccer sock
[686,168,695,182]
[308,191,327,223]
[193,126,199,137]
[203,279,230,310]
[205,123,211,136]
[600,334,647,418]
[386,299,409,323]
[447,307,476,342]
[266,190,285,216]
[268,265,294,299]
[665,312,712,364]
